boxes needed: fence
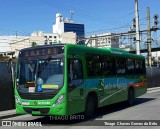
[146,67,160,88]
[0,62,15,111]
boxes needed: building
[87,33,119,48]
[43,33,60,44]
[1,31,77,57]
[8,31,77,57]
[0,36,27,52]
[61,32,77,44]
[151,52,160,67]
[0,12,84,58]
[43,32,76,45]
[0,12,86,58]
[52,13,85,44]
[0,36,28,58]
[9,32,45,57]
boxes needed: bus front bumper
[16,102,67,116]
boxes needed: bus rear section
[84,50,147,109]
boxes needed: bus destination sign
[19,46,64,58]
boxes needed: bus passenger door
[67,58,85,115]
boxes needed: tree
[32,42,37,47]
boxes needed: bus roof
[19,44,65,52]
[65,44,145,60]
[19,44,145,60]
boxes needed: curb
[0,109,19,119]
[147,87,160,91]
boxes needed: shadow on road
[28,97,155,126]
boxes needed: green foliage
[32,42,37,47]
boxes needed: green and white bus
[15,44,147,117]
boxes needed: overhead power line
[40,0,135,26]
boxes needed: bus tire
[127,88,135,106]
[85,95,96,118]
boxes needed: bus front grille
[18,92,56,100]
[24,107,50,114]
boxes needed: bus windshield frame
[17,55,64,94]
[16,45,65,94]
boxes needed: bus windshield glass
[17,56,64,93]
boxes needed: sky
[0,0,159,36]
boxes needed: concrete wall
[61,32,76,44]
[146,67,160,88]
[0,62,15,111]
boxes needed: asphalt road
[2,90,160,129]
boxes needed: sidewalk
[0,87,160,119]
[0,109,17,119]
[147,86,160,93]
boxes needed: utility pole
[134,0,140,55]
[147,7,152,67]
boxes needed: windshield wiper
[28,64,34,72]
[37,57,52,74]
[26,59,37,73]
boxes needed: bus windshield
[17,56,64,93]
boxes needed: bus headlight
[15,96,21,105]
[53,94,64,106]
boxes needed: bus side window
[126,59,135,75]
[102,55,115,76]
[86,54,101,77]
[135,60,145,74]
[116,57,126,75]
[68,58,83,87]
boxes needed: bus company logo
[34,101,37,106]
[38,102,50,105]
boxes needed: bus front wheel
[85,95,96,118]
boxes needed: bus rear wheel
[127,88,135,106]
[85,95,96,118]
